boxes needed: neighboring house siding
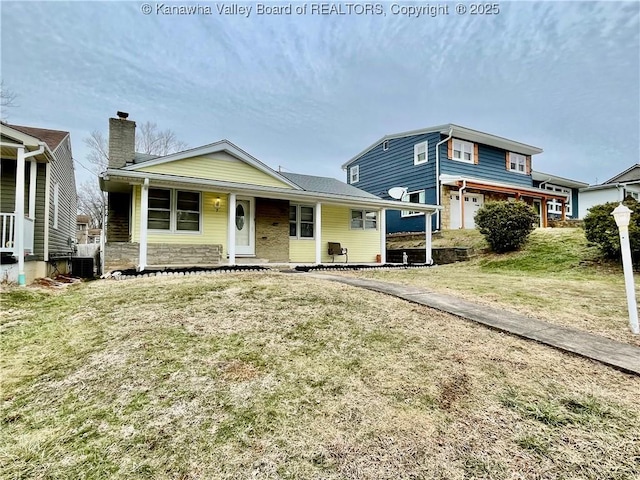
[579,185,640,218]
[0,160,46,258]
[48,138,77,256]
[347,133,440,233]
[33,163,46,258]
[136,154,293,189]
[439,142,532,187]
[289,205,380,263]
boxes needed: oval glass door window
[236,204,245,231]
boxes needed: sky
[1,0,639,189]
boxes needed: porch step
[234,257,270,264]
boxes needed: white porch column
[379,208,386,264]
[425,213,433,265]
[139,178,149,271]
[314,202,322,264]
[15,147,26,285]
[227,193,236,265]
[28,160,37,219]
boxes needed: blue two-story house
[343,124,578,232]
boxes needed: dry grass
[1,273,639,479]
[358,228,640,346]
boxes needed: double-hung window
[509,152,527,174]
[414,142,428,164]
[148,188,201,232]
[290,205,314,238]
[350,210,378,230]
[453,139,475,164]
[401,190,426,217]
[349,165,360,184]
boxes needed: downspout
[43,162,51,261]
[435,128,454,231]
[458,180,467,229]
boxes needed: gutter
[458,179,467,229]
[435,128,453,230]
[102,169,442,214]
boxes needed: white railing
[0,213,35,255]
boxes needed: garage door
[449,193,484,229]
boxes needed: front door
[533,200,543,227]
[235,198,255,256]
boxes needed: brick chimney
[108,111,136,168]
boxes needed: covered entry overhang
[440,174,570,228]
[101,170,442,268]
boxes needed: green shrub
[583,197,640,262]
[474,201,538,253]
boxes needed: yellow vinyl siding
[321,205,379,262]
[132,186,228,251]
[289,205,380,263]
[289,238,316,262]
[137,155,293,189]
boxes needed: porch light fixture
[612,203,639,334]
[215,197,221,212]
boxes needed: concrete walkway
[309,273,640,376]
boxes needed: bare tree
[77,180,105,228]
[84,121,188,173]
[0,80,17,120]
[79,120,187,222]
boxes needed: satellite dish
[388,187,407,200]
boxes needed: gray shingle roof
[280,172,380,199]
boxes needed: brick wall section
[105,243,222,271]
[255,198,290,262]
[441,186,451,229]
[108,117,136,168]
[107,192,131,242]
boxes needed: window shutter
[474,144,479,164]
[505,152,510,170]
[447,139,453,159]
[526,156,532,175]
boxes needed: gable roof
[4,123,69,151]
[343,123,543,168]
[124,139,301,190]
[280,172,380,199]
[604,164,640,184]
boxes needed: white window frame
[544,184,572,216]
[350,165,360,184]
[350,209,378,230]
[53,183,59,229]
[147,187,202,234]
[401,190,426,217]
[289,204,315,239]
[509,152,527,174]
[382,140,389,151]
[414,141,428,165]
[452,139,475,164]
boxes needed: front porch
[0,140,50,285]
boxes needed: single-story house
[100,112,440,271]
[579,164,640,218]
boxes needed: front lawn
[370,228,640,346]
[1,273,638,479]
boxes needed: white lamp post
[612,203,639,334]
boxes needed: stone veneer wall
[105,243,222,271]
[255,198,290,262]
